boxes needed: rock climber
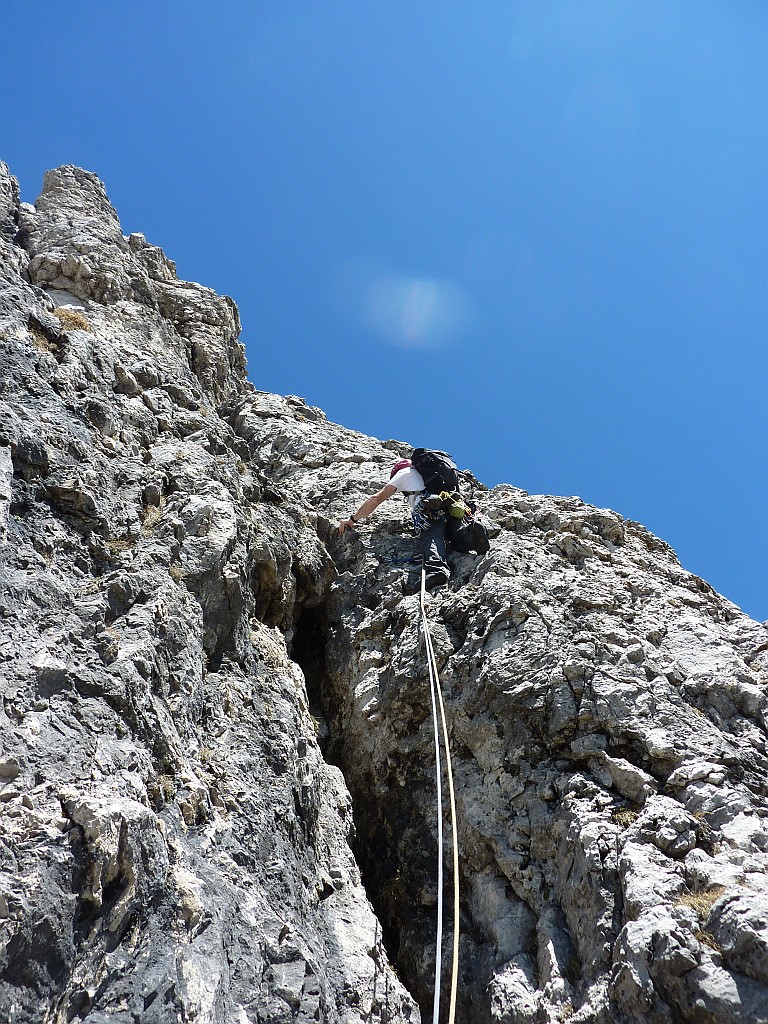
[338,457,490,590]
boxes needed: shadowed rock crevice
[291,603,333,749]
[290,574,441,1013]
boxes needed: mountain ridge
[1,162,767,1024]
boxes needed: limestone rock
[0,162,415,1024]
[0,160,20,243]
[1,161,767,1024]
[708,889,768,985]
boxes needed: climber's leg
[419,518,450,589]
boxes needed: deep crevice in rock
[290,598,422,1005]
[292,603,332,756]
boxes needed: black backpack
[411,448,460,494]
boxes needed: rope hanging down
[420,567,460,1024]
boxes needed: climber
[338,455,490,590]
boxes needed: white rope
[421,566,443,1024]
[420,567,460,1024]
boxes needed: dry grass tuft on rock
[53,307,92,332]
[695,928,722,951]
[678,885,728,920]
[28,321,57,353]
[141,502,165,535]
[107,537,135,556]
[612,808,640,828]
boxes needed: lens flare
[363,274,470,350]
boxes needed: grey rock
[0,161,20,243]
[0,163,416,1024]
[0,444,12,542]
[1,161,767,1024]
[708,889,768,984]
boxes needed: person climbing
[338,451,490,590]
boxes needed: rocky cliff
[0,163,767,1024]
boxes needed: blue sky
[3,2,766,621]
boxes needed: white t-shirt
[389,467,426,509]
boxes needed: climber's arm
[338,484,397,534]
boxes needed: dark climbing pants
[419,515,487,586]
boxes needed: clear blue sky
[3,2,766,622]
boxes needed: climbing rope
[419,567,460,1024]
[423,580,444,1024]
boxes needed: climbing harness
[419,566,460,1024]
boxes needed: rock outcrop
[1,162,767,1024]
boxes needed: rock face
[0,162,767,1024]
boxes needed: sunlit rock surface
[1,162,767,1024]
